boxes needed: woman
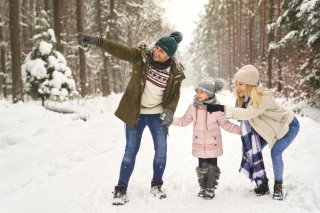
[205,65,300,201]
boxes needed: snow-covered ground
[0,87,320,213]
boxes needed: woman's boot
[273,180,283,200]
[254,178,270,196]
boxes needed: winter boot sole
[198,188,206,198]
[255,191,270,196]
[112,199,128,206]
[151,192,167,199]
[150,188,167,199]
[198,193,205,198]
[203,195,215,200]
[272,194,283,201]
[112,196,129,206]
[203,188,215,199]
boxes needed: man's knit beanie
[196,78,225,98]
[234,65,260,86]
[155,31,183,58]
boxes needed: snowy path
[0,88,320,213]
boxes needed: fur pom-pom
[214,78,225,92]
[170,31,183,44]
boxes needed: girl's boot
[204,165,220,199]
[196,166,208,197]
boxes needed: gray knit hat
[196,78,225,97]
[234,65,260,86]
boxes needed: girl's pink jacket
[172,104,240,158]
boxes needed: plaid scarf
[239,97,267,186]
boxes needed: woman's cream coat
[225,92,294,148]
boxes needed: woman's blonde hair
[235,84,265,108]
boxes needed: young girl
[171,78,240,199]
[205,65,300,201]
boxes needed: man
[79,31,185,205]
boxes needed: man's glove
[204,103,225,114]
[78,33,101,47]
[160,108,174,127]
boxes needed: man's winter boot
[150,180,167,199]
[204,165,220,200]
[112,185,128,206]
[254,178,270,196]
[196,166,208,197]
[273,180,283,201]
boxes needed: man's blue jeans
[260,117,300,182]
[117,114,168,187]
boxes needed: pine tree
[276,0,320,107]
[21,10,78,106]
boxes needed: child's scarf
[239,97,267,186]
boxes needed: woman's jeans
[260,117,300,182]
[117,114,168,187]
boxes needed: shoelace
[114,190,126,198]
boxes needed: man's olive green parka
[99,39,185,127]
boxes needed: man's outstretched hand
[203,103,225,114]
[78,33,100,47]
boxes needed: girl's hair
[235,84,265,108]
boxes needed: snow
[47,29,57,43]
[39,41,53,55]
[0,87,320,213]
[308,31,320,46]
[299,0,318,13]
[24,58,48,80]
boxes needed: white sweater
[140,66,170,114]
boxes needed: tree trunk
[276,0,282,92]
[248,0,254,64]
[107,0,119,93]
[217,25,222,77]
[97,0,110,96]
[260,0,266,61]
[237,0,242,67]
[59,0,66,55]
[0,15,6,97]
[9,0,23,103]
[232,4,236,75]
[227,3,232,88]
[267,0,274,88]
[53,0,63,52]
[44,0,50,12]
[76,0,87,97]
